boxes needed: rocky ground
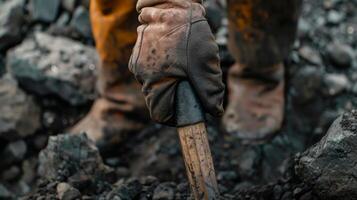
[0,0,356,199]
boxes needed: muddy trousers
[90,0,301,91]
[227,0,301,76]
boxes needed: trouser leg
[223,0,302,141]
[71,0,149,144]
[227,0,301,71]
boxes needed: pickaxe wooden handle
[176,81,220,200]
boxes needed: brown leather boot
[70,0,149,145]
[223,0,301,142]
[223,63,284,142]
[71,62,149,145]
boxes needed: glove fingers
[143,78,178,125]
[188,20,225,117]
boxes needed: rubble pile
[24,134,192,200]
[0,0,355,199]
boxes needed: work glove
[129,0,225,125]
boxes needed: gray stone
[57,182,81,200]
[7,32,98,105]
[0,75,40,139]
[106,179,142,200]
[237,148,259,178]
[298,46,323,66]
[153,182,175,200]
[326,10,344,25]
[70,6,92,38]
[327,42,354,68]
[0,0,25,51]
[30,0,60,22]
[56,12,70,27]
[296,110,357,200]
[297,18,311,38]
[38,133,111,181]
[323,73,350,96]
[62,0,77,12]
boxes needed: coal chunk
[326,10,344,25]
[70,6,92,38]
[7,32,97,105]
[0,75,40,140]
[105,179,142,200]
[291,66,323,103]
[323,73,350,96]
[153,182,176,200]
[326,42,354,68]
[296,110,357,200]
[30,0,60,22]
[57,182,81,200]
[0,0,25,51]
[298,46,323,66]
[38,133,112,181]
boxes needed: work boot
[70,0,149,145]
[71,62,149,146]
[223,63,284,142]
[223,0,301,142]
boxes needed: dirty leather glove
[129,0,225,125]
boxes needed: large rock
[30,0,60,22]
[7,32,98,105]
[0,0,25,51]
[0,75,40,140]
[38,133,112,182]
[296,110,357,200]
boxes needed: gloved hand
[129,0,225,125]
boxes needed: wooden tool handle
[176,81,219,200]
